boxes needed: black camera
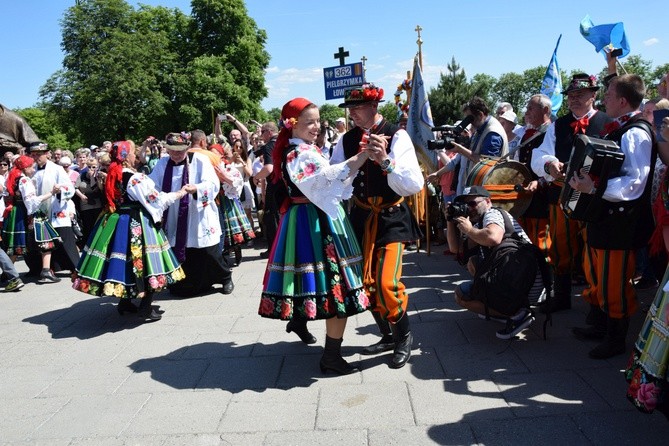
[427,115,474,151]
[446,202,469,221]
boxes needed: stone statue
[0,103,40,156]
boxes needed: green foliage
[265,108,281,124]
[318,104,344,126]
[429,57,474,126]
[378,102,400,123]
[15,107,79,149]
[39,0,269,143]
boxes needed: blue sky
[2,1,667,113]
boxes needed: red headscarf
[271,97,314,183]
[105,141,132,211]
[5,155,35,198]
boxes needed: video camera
[445,202,469,222]
[427,115,474,151]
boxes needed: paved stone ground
[1,242,668,445]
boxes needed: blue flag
[580,14,630,58]
[406,57,437,171]
[541,35,563,116]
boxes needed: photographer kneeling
[446,186,538,339]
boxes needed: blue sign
[323,62,365,100]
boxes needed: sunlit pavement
[1,243,667,445]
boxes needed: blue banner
[580,15,630,58]
[540,35,563,116]
[406,57,437,171]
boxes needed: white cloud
[643,37,659,46]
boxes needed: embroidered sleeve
[126,173,182,223]
[385,130,425,196]
[285,143,352,219]
[19,177,42,216]
[220,164,244,199]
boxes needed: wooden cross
[334,47,349,66]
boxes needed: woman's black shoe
[320,336,360,375]
[117,299,138,315]
[138,308,162,322]
[234,246,242,266]
[286,319,317,344]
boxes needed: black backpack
[470,209,553,338]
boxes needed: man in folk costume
[531,74,612,315]
[330,83,424,368]
[514,94,554,254]
[568,74,656,359]
[149,133,234,297]
[28,141,80,282]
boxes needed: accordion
[559,134,624,222]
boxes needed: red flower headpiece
[339,83,385,108]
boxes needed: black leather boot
[573,307,607,340]
[585,304,606,326]
[117,298,138,315]
[589,316,629,359]
[286,319,317,344]
[319,335,359,375]
[138,292,161,322]
[390,314,413,369]
[542,273,572,313]
[233,245,242,266]
[361,312,395,355]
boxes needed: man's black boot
[390,315,413,369]
[361,312,395,355]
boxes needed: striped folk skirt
[73,205,185,299]
[2,207,59,255]
[219,196,255,249]
[259,202,369,321]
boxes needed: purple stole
[162,157,190,262]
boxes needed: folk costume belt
[353,196,404,290]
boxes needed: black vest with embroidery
[553,111,612,162]
[342,120,401,203]
[586,116,657,250]
[341,120,421,245]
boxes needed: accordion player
[559,134,624,222]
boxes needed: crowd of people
[0,56,668,416]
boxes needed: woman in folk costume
[217,142,255,266]
[2,154,62,277]
[257,98,371,375]
[625,117,669,419]
[73,141,187,322]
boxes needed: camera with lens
[446,202,469,222]
[427,115,474,151]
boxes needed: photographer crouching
[446,186,538,339]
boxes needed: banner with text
[323,63,364,100]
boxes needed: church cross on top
[334,47,349,66]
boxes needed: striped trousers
[583,246,637,318]
[368,242,409,324]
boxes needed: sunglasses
[465,200,482,207]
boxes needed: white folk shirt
[149,152,221,249]
[32,160,75,228]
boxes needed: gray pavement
[1,242,668,445]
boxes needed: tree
[39,0,269,143]
[15,107,78,149]
[378,102,400,124]
[429,57,480,126]
[318,104,343,126]
[492,72,526,115]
